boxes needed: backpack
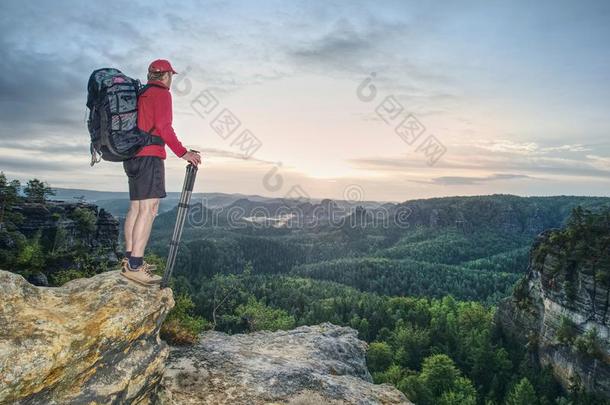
[86,68,164,165]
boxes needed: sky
[1,0,609,202]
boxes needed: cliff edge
[159,323,411,405]
[0,270,409,404]
[0,269,174,404]
[495,226,610,399]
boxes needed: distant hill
[51,188,295,216]
[51,187,393,217]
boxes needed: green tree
[396,354,477,405]
[0,173,21,226]
[438,377,477,405]
[17,232,45,275]
[70,207,97,234]
[398,373,432,404]
[234,297,295,332]
[574,327,603,359]
[358,317,371,340]
[376,364,407,385]
[161,293,209,345]
[367,341,393,372]
[391,321,430,370]
[51,225,68,253]
[205,264,253,329]
[419,354,460,398]
[556,315,578,344]
[505,377,538,405]
[24,179,55,203]
[144,252,166,277]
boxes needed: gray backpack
[86,68,164,165]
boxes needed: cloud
[0,45,85,138]
[287,18,377,68]
[586,154,610,170]
[282,12,456,96]
[0,154,83,173]
[348,140,610,180]
[1,139,88,155]
[472,140,591,155]
[0,1,163,148]
[195,147,276,165]
[422,173,531,186]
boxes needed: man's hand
[182,150,202,166]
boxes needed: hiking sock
[125,251,131,259]
[128,256,143,271]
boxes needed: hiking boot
[120,257,129,273]
[121,262,162,286]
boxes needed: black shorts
[123,156,167,200]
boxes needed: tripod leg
[161,164,198,288]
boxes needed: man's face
[165,72,173,88]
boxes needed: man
[121,59,201,285]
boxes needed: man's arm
[154,91,188,157]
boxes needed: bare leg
[124,200,140,253]
[131,198,160,258]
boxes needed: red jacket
[136,80,187,159]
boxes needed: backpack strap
[138,82,167,146]
[148,135,165,146]
[138,82,166,96]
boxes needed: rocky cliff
[159,323,411,404]
[0,269,408,404]
[0,200,120,286]
[495,227,610,399]
[18,201,119,265]
[0,269,174,404]
[15,201,119,253]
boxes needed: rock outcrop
[1,269,408,405]
[16,201,119,252]
[0,269,174,404]
[11,201,120,284]
[159,323,411,405]
[495,230,610,398]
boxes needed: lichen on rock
[0,269,174,404]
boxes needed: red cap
[148,59,177,74]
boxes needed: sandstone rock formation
[496,230,610,399]
[0,269,174,404]
[1,269,409,405]
[16,201,119,255]
[10,201,120,285]
[159,323,411,405]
